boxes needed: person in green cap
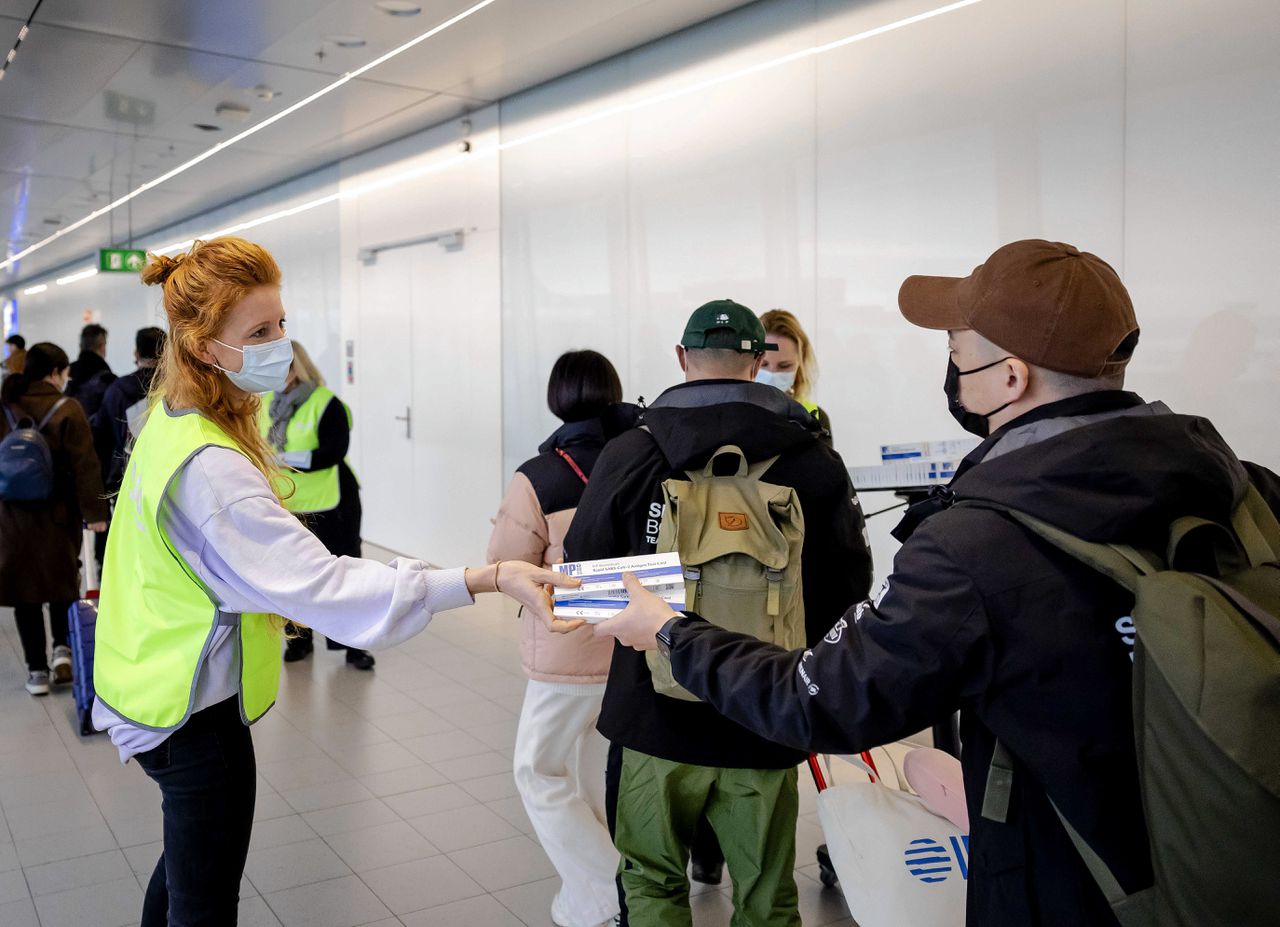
[563,299,873,927]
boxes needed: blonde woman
[92,237,576,926]
[757,309,833,437]
[260,340,374,668]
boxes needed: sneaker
[284,637,314,663]
[51,645,73,685]
[550,891,619,927]
[345,649,376,671]
[25,671,50,696]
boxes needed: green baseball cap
[681,299,778,354]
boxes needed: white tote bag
[816,753,969,927]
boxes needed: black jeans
[135,697,256,927]
[13,602,72,671]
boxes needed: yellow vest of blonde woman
[95,405,281,730]
[258,386,352,514]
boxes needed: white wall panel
[813,0,1126,572]
[1122,0,1280,465]
[499,60,632,481]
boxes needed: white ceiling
[0,0,754,287]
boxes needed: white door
[408,235,502,566]
[355,248,419,556]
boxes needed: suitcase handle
[808,751,880,792]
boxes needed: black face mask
[944,357,1014,438]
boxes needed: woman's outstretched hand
[466,561,585,632]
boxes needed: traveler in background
[594,240,1280,926]
[262,339,375,670]
[488,349,637,927]
[757,309,833,437]
[3,334,25,378]
[565,300,872,927]
[92,237,577,926]
[66,322,116,417]
[93,326,167,495]
[0,342,108,695]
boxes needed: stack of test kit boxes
[847,438,980,492]
[552,552,685,622]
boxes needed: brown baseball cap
[898,239,1139,378]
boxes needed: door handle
[394,406,411,439]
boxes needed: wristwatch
[656,615,683,658]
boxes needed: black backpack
[0,398,68,501]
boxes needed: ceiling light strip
[0,0,500,272]
[55,267,96,286]
[15,0,982,292]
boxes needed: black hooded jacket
[564,379,873,769]
[66,350,115,418]
[663,390,1280,925]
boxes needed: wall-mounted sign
[99,249,146,273]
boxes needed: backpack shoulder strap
[1,404,18,433]
[745,453,782,480]
[35,397,69,432]
[983,739,1128,909]
[953,500,1154,592]
[1232,484,1280,568]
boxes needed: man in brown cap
[593,241,1280,926]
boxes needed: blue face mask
[755,368,797,393]
[212,337,293,394]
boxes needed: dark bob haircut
[547,350,623,423]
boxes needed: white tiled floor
[0,552,855,927]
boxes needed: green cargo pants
[615,748,801,927]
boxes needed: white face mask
[755,368,796,393]
[212,337,293,394]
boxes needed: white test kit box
[552,552,685,622]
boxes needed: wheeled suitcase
[68,528,101,736]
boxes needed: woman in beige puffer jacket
[487,350,636,927]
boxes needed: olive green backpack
[646,444,806,701]
[968,485,1280,927]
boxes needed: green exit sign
[99,249,147,273]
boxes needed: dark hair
[1,342,69,403]
[5,334,24,349]
[136,326,167,360]
[547,350,623,423]
[80,323,108,354]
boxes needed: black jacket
[564,379,873,769]
[66,350,115,418]
[518,405,641,516]
[91,365,157,493]
[665,391,1280,926]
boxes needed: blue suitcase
[68,598,99,736]
[69,529,102,737]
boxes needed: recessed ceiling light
[375,1,421,16]
[193,123,221,132]
[252,84,280,101]
[326,34,367,48]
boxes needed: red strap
[556,448,589,486]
